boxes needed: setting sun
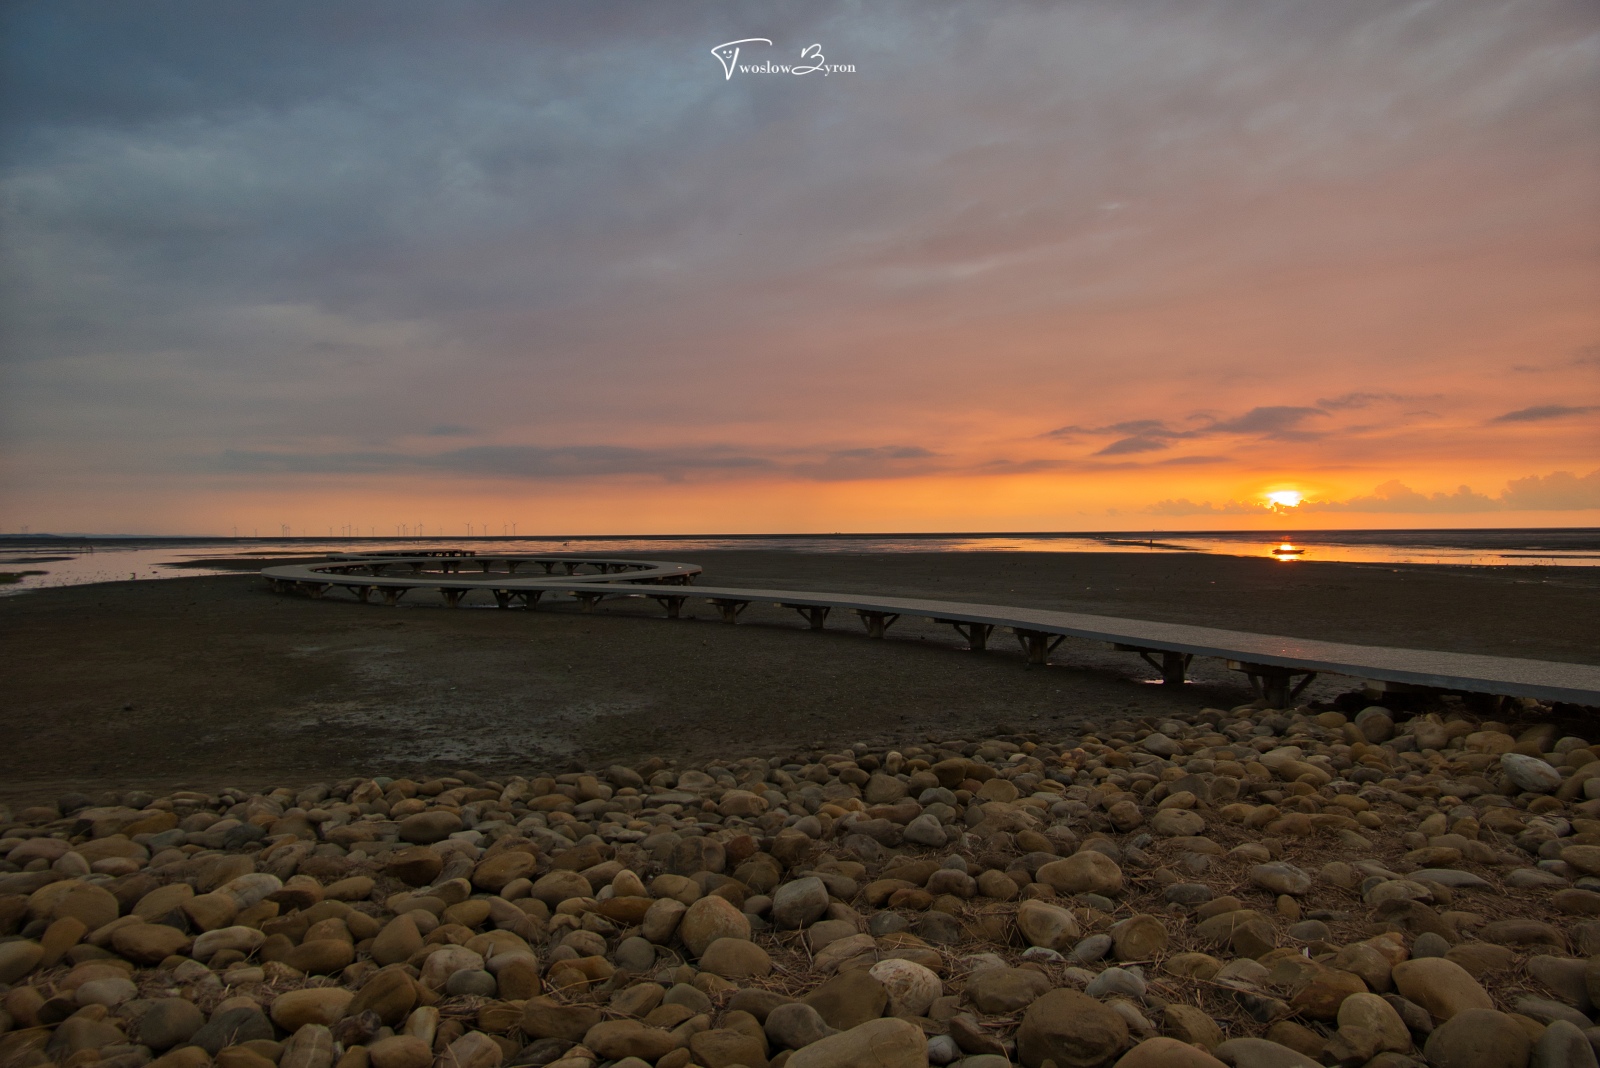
[1266,490,1304,508]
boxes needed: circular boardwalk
[262,552,1600,709]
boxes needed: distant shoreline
[2,525,1598,551]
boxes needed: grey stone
[1503,754,1563,793]
[764,1002,837,1050]
[1250,861,1312,896]
[1070,934,1113,963]
[771,877,830,929]
[915,912,964,944]
[1532,1019,1599,1068]
[1515,996,1591,1029]
[1166,882,1214,905]
[869,912,909,936]
[1213,1037,1322,1067]
[444,969,498,997]
[613,936,656,974]
[190,1007,275,1054]
[137,998,205,1051]
[1084,966,1146,998]
[1412,932,1450,958]
[903,813,948,848]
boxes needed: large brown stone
[471,853,538,892]
[1391,958,1493,1023]
[349,969,417,1026]
[436,1031,502,1068]
[1111,914,1169,960]
[1289,966,1367,1020]
[1422,1008,1531,1068]
[689,1027,771,1068]
[583,1020,678,1062]
[700,937,773,979]
[368,1035,432,1068]
[1017,988,1129,1067]
[1016,900,1080,950]
[1115,1037,1226,1068]
[371,915,425,966]
[0,940,43,983]
[270,988,353,1030]
[965,967,1053,1014]
[1036,852,1124,896]
[285,939,355,975]
[111,922,190,964]
[46,883,121,930]
[679,894,751,958]
[803,970,889,1030]
[384,847,443,887]
[519,997,601,1042]
[397,811,462,844]
[786,1017,926,1068]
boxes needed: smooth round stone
[613,935,657,973]
[868,958,942,1017]
[1249,861,1312,896]
[1287,920,1330,942]
[1412,932,1451,958]
[1211,1037,1322,1068]
[397,810,463,844]
[770,877,830,929]
[137,997,206,1050]
[1166,882,1214,905]
[925,1033,961,1065]
[1071,934,1113,963]
[1116,1036,1227,1067]
[868,912,909,936]
[700,937,773,980]
[787,1017,927,1068]
[1423,1008,1531,1068]
[1532,1019,1598,1068]
[1084,966,1146,998]
[1016,899,1080,951]
[75,977,139,1007]
[914,912,963,944]
[1501,754,1562,793]
[764,1003,836,1051]
[1507,868,1568,889]
[1036,852,1123,896]
[443,969,497,997]
[1111,915,1168,960]
[1392,958,1494,1022]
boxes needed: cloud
[1147,468,1600,515]
[1145,498,1273,516]
[1095,436,1172,456]
[215,441,945,482]
[218,444,778,480]
[2,1,1597,529]
[1206,406,1328,438]
[1314,391,1405,410]
[1298,479,1500,513]
[1490,404,1599,423]
[1064,403,1331,457]
[1500,469,1600,510]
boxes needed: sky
[1,0,1596,535]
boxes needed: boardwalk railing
[260,554,1600,708]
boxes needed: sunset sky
[1,0,1596,535]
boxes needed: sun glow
[1266,490,1303,508]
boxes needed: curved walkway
[260,553,1600,708]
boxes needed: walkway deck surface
[261,556,1600,707]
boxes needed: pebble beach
[6,696,1600,1068]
